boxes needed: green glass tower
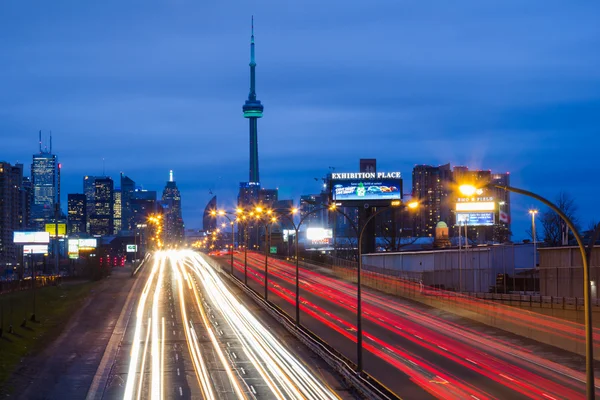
[243,16,263,184]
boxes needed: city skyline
[1,2,598,239]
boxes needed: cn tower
[242,16,264,184]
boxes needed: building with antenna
[30,131,61,230]
[162,170,184,245]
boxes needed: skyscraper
[162,170,184,245]
[243,17,264,184]
[0,162,25,267]
[67,193,86,234]
[89,177,114,236]
[203,195,217,232]
[31,132,60,230]
[412,163,453,237]
[120,174,135,232]
[113,189,122,234]
[83,175,101,233]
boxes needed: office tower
[258,188,278,207]
[161,170,184,245]
[243,17,264,185]
[83,175,101,233]
[203,195,217,232]
[120,174,135,232]
[113,189,122,234]
[131,189,158,228]
[412,163,453,237]
[67,193,86,234]
[19,176,32,229]
[31,133,60,230]
[0,162,24,267]
[89,177,114,236]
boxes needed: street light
[356,201,418,373]
[211,210,236,276]
[460,183,594,400]
[273,205,347,325]
[529,209,539,293]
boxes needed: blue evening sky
[1,1,599,239]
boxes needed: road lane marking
[499,373,514,381]
[250,385,257,395]
[466,359,478,365]
[175,353,179,361]
[179,387,183,396]
[438,346,448,351]
[177,368,180,376]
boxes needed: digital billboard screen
[456,212,495,226]
[23,244,48,254]
[331,178,402,202]
[13,231,50,244]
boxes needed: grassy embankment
[0,281,98,388]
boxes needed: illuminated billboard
[23,244,48,254]
[14,231,50,244]
[456,212,495,226]
[331,178,402,203]
[306,228,333,241]
[455,202,496,212]
[45,223,67,237]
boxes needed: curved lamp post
[356,200,418,373]
[460,183,594,399]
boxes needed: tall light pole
[211,210,236,276]
[356,201,418,372]
[529,209,538,293]
[460,183,594,400]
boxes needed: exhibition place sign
[331,172,402,180]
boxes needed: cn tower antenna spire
[243,15,264,184]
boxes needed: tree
[541,191,580,246]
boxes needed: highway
[108,250,342,400]
[229,251,600,400]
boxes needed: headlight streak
[185,269,248,400]
[186,250,339,400]
[124,253,163,400]
[161,317,165,400]
[136,317,152,400]
[126,250,341,400]
[151,255,165,400]
[171,254,216,400]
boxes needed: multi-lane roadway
[229,251,600,400]
[104,250,344,399]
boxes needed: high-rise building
[67,193,86,234]
[162,170,184,245]
[412,164,512,243]
[83,175,101,233]
[243,17,264,185]
[120,174,135,232]
[19,176,32,229]
[203,195,217,232]
[0,162,25,267]
[258,188,278,208]
[412,163,453,237]
[31,133,60,230]
[131,189,158,228]
[89,177,114,236]
[113,189,122,234]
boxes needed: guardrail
[132,254,150,277]
[201,254,400,400]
